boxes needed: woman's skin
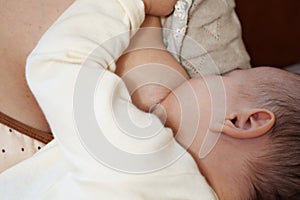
[0,0,74,132]
[0,0,176,133]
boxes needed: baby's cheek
[156,92,181,132]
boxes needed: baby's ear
[210,109,275,139]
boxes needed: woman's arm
[116,16,189,112]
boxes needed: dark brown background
[235,0,300,67]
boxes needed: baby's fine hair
[243,68,300,200]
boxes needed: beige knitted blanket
[163,0,251,77]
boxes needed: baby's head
[223,67,300,199]
[159,67,300,199]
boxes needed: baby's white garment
[0,0,217,199]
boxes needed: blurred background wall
[235,0,300,67]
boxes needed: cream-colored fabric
[163,0,251,77]
[0,0,217,199]
[0,123,45,173]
